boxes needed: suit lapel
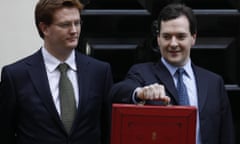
[26,50,64,130]
[72,53,90,125]
[153,61,179,104]
[192,66,208,112]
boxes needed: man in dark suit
[0,0,113,144]
[110,3,235,144]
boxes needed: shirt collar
[161,57,193,79]
[41,47,77,73]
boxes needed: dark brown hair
[157,3,197,35]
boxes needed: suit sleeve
[219,78,235,144]
[110,65,146,103]
[0,67,17,144]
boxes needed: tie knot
[58,63,69,73]
[177,68,185,76]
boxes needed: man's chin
[66,43,78,49]
[166,58,183,66]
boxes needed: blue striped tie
[176,68,189,105]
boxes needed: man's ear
[39,22,48,36]
[191,33,197,46]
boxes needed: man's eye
[177,35,186,40]
[54,20,82,29]
[57,23,70,28]
[163,35,171,40]
[61,23,70,27]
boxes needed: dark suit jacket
[0,49,113,144]
[110,60,235,144]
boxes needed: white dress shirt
[41,47,79,115]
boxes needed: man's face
[41,7,81,54]
[157,15,196,67]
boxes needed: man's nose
[70,23,77,32]
[170,37,178,47]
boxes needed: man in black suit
[0,0,113,144]
[110,3,235,144]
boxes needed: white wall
[0,0,42,77]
